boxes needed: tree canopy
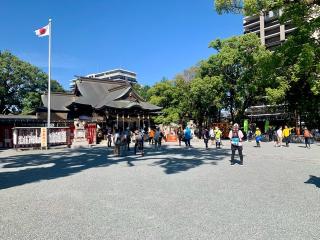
[199,33,271,122]
[145,34,270,125]
[0,51,65,114]
[214,0,320,126]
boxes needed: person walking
[209,127,215,145]
[214,126,223,149]
[282,125,292,147]
[273,127,278,147]
[148,128,155,145]
[303,127,313,148]
[124,127,132,151]
[276,126,283,147]
[184,126,192,147]
[229,123,244,165]
[154,128,161,150]
[268,126,274,142]
[158,129,164,148]
[177,128,183,146]
[255,127,262,147]
[113,129,121,156]
[203,128,209,149]
[107,128,112,147]
[134,130,144,155]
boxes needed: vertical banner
[41,127,48,148]
[243,119,249,134]
[264,120,269,133]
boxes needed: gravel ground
[0,140,320,240]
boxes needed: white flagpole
[47,19,52,128]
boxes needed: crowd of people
[99,123,317,166]
[100,127,166,157]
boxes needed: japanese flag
[35,24,50,37]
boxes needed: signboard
[243,119,249,134]
[264,120,270,133]
[41,127,47,148]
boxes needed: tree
[199,33,271,122]
[189,76,224,126]
[214,0,320,126]
[147,79,176,108]
[0,51,64,114]
[145,74,194,125]
[132,83,151,101]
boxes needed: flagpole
[47,19,52,128]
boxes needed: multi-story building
[243,10,296,49]
[86,69,137,82]
[70,68,137,89]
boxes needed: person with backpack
[203,128,209,149]
[303,127,313,148]
[228,123,244,165]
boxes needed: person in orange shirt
[148,128,155,145]
[303,127,313,148]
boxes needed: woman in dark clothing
[177,128,183,146]
[203,128,209,149]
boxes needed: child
[255,127,262,147]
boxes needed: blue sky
[0,0,243,90]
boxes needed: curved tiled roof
[41,77,161,112]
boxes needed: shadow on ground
[304,175,320,188]
[149,146,229,174]
[0,145,230,190]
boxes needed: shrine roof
[41,92,75,111]
[41,77,161,112]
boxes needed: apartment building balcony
[265,28,281,38]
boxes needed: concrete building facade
[70,69,137,89]
[243,10,296,49]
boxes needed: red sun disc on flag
[39,28,46,35]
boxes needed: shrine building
[37,75,161,130]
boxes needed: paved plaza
[0,140,320,240]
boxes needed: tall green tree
[0,51,64,114]
[146,74,194,125]
[189,76,224,126]
[199,33,271,122]
[214,0,320,126]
